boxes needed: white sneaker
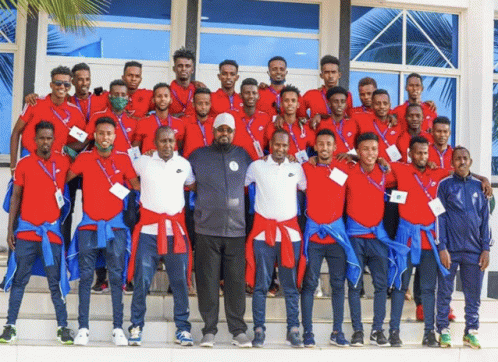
[112,328,128,346]
[74,328,89,346]
[314,278,323,297]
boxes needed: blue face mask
[109,96,128,111]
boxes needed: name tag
[429,198,446,217]
[407,148,412,164]
[390,190,407,204]
[55,188,64,209]
[329,167,348,186]
[253,140,264,158]
[295,150,309,164]
[386,144,402,162]
[110,183,130,200]
[69,126,88,142]
[127,146,141,161]
[347,148,358,156]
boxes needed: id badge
[295,150,309,164]
[110,183,130,200]
[406,148,412,164]
[55,188,65,209]
[386,144,402,162]
[253,140,264,158]
[329,167,348,186]
[390,190,408,204]
[429,198,446,217]
[127,146,141,161]
[69,126,88,142]
[347,148,358,156]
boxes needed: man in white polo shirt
[245,128,307,348]
[127,126,195,347]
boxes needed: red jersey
[169,80,196,117]
[182,115,215,159]
[428,144,453,171]
[356,113,403,161]
[135,113,185,153]
[86,108,137,153]
[265,121,315,157]
[19,95,86,154]
[391,163,450,249]
[70,149,137,229]
[346,163,396,238]
[232,109,271,160]
[301,87,354,118]
[209,88,243,117]
[350,105,373,115]
[69,93,108,123]
[316,118,359,155]
[392,101,437,132]
[14,152,70,244]
[396,131,434,163]
[125,89,154,119]
[303,159,349,244]
[256,86,304,118]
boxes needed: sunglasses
[53,80,71,88]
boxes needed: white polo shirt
[133,152,195,235]
[245,156,307,241]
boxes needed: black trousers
[195,233,247,336]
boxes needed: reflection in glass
[349,71,400,107]
[494,20,498,73]
[0,53,14,154]
[492,84,498,174]
[0,9,16,43]
[89,0,171,24]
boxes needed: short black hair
[123,61,142,74]
[320,55,340,68]
[35,121,54,135]
[406,73,423,84]
[406,103,423,115]
[219,59,239,71]
[359,77,377,88]
[316,128,336,141]
[173,47,195,63]
[268,56,287,67]
[453,146,470,159]
[71,63,90,75]
[153,82,170,94]
[355,132,379,148]
[194,87,211,97]
[372,89,390,101]
[95,117,116,129]
[409,135,429,149]
[51,65,72,79]
[155,125,175,140]
[326,86,348,100]
[271,128,290,142]
[280,84,300,98]
[109,79,127,90]
[433,116,451,127]
[240,77,258,92]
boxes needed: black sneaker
[422,330,439,348]
[0,325,16,343]
[351,330,364,347]
[388,329,403,347]
[91,279,109,293]
[252,329,265,348]
[370,330,388,346]
[124,281,134,295]
[57,326,74,345]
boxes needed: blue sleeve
[480,192,491,251]
[436,180,448,251]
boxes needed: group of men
[0,47,492,351]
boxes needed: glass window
[0,52,14,154]
[85,0,171,24]
[47,25,170,60]
[349,70,400,107]
[494,20,498,73]
[201,0,319,33]
[493,84,498,175]
[199,33,318,68]
[0,9,16,43]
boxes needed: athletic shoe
[463,330,481,349]
[252,329,266,348]
[123,282,134,295]
[416,304,424,321]
[232,332,252,348]
[0,325,16,343]
[112,328,128,346]
[330,331,349,347]
[175,330,194,346]
[439,329,452,348]
[388,329,402,347]
[314,279,323,298]
[268,283,279,298]
[74,328,89,346]
[448,308,456,322]
[350,330,364,347]
[422,330,439,347]
[200,333,215,347]
[286,330,304,348]
[57,326,74,345]
[303,331,316,348]
[370,330,388,346]
[91,279,109,293]
[128,325,142,346]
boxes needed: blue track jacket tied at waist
[436,174,493,254]
[67,212,131,284]
[3,218,70,298]
[346,217,410,289]
[304,217,362,287]
[396,218,449,276]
